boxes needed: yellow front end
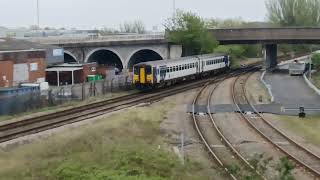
[133,65,154,89]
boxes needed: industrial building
[0,38,63,88]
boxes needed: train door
[140,66,146,84]
[153,67,157,83]
[159,66,167,82]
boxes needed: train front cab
[133,64,154,89]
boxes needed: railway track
[191,69,265,180]
[0,76,219,143]
[232,73,320,178]
[0,66,259,144]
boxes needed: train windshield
[134,66,140,75]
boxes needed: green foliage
[249,153,272,174]
[266,0,320,26]
[312,53,320,70]
[226,164,240,176]
[165,10,218,56]
[276,157,295,180]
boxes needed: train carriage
[133,53,229,89]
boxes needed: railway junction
[3,28,320,180]
[1,56,320,179]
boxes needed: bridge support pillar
[265,44,278,71]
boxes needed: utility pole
[173,0,176,18]
[37,0,40,29]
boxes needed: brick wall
[27,58,46,83]
[0,61,13,87]
[82,63,97,82]
[0,57,46,87]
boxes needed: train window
[146,66,152,75]
[187,64,190,69]
[167,68,170,73]
[179,65,181,71]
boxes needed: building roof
[137,53,226,66]
[0,38,50,52]
[46,67,83,72]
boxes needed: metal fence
[0,75,134,115]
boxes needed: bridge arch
[127,48,164,71]
[85,48,124,70]
[64,50,78,63]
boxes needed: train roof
[136,53,226,66]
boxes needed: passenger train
[133,53,230,89]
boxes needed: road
[265,70,320,106]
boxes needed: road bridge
[211,28,320,70]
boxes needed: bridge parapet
[22,33,166,45]
[211,27,320,44]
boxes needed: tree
[266,0,320,26]
[165,10,218,56]
[119,20,146,34]
[99,27,119,36]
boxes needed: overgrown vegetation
[312,53,320,70]
[276,157,295,180]
[0,101,212,180]
[165,10,218,56]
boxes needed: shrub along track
[0,65,262,144]
[191,69,266,180]
[232,73,320,179]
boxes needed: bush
[312,53,320,71]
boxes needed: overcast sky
[0,0,267,30]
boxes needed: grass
[0,100,211,180]
[0,90,136,122]
[278,115,320,146]
[311,71,320,89]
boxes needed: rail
[232,73,320,178]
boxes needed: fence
[0,75,134,116]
